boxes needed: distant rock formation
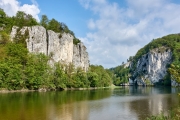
[10,25,89,71]
[129,47,172,85]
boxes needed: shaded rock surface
[130,47,172,85]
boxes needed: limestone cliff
[73,43,89,72]
[47,30,73,65]
[130,47,172,85]
[10,25,89,71]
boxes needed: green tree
[169,64,180,83]
[72,67,89,88]
[40,15,49,29]
[14,11,38,27]
[53,63,67,90]
[0,9,6,27]
[25,54,49,90]
[87,72,99,87]
[6,43,28,65]
[47,18,61,32]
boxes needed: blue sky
[1,0,180,68]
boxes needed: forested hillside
[0,9,113,90]
[111,34,180,86]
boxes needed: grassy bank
[146,107,180,120]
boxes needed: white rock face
[124,62,130,68]
[10,26,89,71]
[11,26,47,54]
[47,30,73,65]
[27,26,47,54]
[73,43,89,72]
[10,26,19,39]
[132,47,172,85]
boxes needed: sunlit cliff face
[10,26,89,71]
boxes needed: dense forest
[0,9,113,90]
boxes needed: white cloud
[78,0,180,68]
[0,0,40,21]
[79,0,91,9]
[88,19,96,29]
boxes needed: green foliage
[13,11,38,27]
[13,28,29,46]
[0,9,114,90]
[6,43,28,64]
[40,14,81,44]
[87,72,99,87]
[52,63,67,90]
[163,73,171,85]
[88,65,112,87]
[0,31,10,44]
[47,18,61,33]
[0,45,7,60]
[110,65,130,86]
[0,9,6,28]
[0,61,24,90]
[72,68,89,88]
[40,15,48,29]
[25,54,50,90]
[146,107,180,120]
[169,64,180,83]
[73,38,81,45]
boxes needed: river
[0,86,180,120]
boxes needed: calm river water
[0,86,180,120]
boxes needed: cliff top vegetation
[0,8,80,45]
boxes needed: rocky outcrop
[10,26,47,54]
[130,47,172,85]
[73,43,89,72]
[47,30,74,65]
[10,26,89,71]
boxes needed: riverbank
[0,88,36,93]
[146,106,180,120]
[0,84,120,93]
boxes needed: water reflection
[112,86,180,120]
[0,87,180,120]
[0,89,111,120]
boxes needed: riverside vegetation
[0,9,113,90]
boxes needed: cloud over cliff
[79,0,180,68]
[0,0,40,21]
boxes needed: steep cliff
[130,47,172,85]
[47,30,74,65]
[111,34,180,86]
[128,34,180,86]
[10,25,89,71]
[73,43,89,72]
